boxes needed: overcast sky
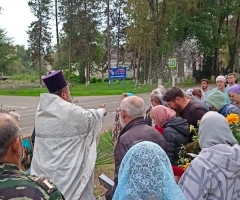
[0,0,57,48]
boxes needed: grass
[94,163,114,198]
[9,73,39,82]
[0,78,202,96]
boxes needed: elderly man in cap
[31,71,107,200]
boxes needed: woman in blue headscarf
[113,141,186,200]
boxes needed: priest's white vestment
[31,94,103,200]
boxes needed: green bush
[70,74,79,83]
[90,77,97,83]
[10,73,38,82]
[104,78,109,82]
[96,78,102,82]
[62,70,68,80]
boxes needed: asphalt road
[0,84,216,136]
[0,94,152,136]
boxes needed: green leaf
[95,130,114,166]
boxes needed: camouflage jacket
[0,163,65,200]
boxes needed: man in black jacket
[104,96,168,200]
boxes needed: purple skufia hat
[42,70,67,93]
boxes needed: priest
[31,70,107,200]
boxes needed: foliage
[1,0,240,83]
[178,121,200,169]
[178,145,191,170]
[5,45,33,75]
[58,0,103,84]
[9,73,39,82]
[178,113,240,169]
[0,29,17,73]
[0,80,158,96]
[0,75,202,96]
[95,130,114,166]
[27,0,52,85]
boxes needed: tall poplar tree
[27,0,52,87]
[59,0,101,85]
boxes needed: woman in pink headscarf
[151,105,190,166]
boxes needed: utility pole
[107,0,111,84]
[55,0,61,69]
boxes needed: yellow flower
[183,163,190,170]
[190,125,195,133]
[197,120,201,125]
[226,113,240,125]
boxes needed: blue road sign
[108,67,126,79]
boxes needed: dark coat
[105,117,168,200]
[163,117,190,166]
[144,106,152,126]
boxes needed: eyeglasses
[19,134,23,142]
[117,109,121,113]
[229,95,234,98]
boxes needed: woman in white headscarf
[211,75,230,103]
[178,111,240,200]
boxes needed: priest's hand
[100,104,107,116]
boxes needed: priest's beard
[67,94,73,103]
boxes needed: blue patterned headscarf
[113,141,186,200]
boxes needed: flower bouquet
[226,113,240,143]
[178,114,240,171]
[178,123,201,171]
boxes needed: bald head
[0,113,20,159]
[120,96,145,119]
[0,108,9,114]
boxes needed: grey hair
[120,96,145,119]
[157,85,167,95]
[52,86,68,96]
[151,89,162,96]
[0,113,20,159]
[9,111,20,121]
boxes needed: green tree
[27,0,52,86]
[0,29,17,74]
[59,0,103,85]
[16,45,31,68]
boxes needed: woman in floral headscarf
[113,141,186,200]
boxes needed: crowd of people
[0,71,240,200]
